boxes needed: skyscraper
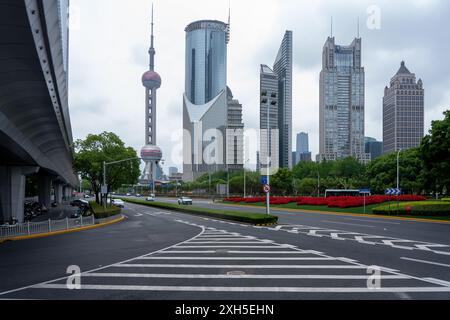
[185,20,228,105]
[318,36,370,163]
[295,132,311,164]
[365,137,383,161]
[383,61,424,154]
[140,5,163,188]
[259,64,279,171]
[273,31,293,169]
[183,18,243,182]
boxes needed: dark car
[70,199,89,207]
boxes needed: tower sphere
[142,70,162,89]
[140,145,162,162]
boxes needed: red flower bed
[225,195,427,209]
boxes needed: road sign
[261,176,268,185]
[385,188,401,196]
[101,184,108,195]
[263,184,271,194]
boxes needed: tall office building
[365,137,383,161]
[295,132,311,164]
[260,65,279,172]
[183,19,243,182]
[383,61,424,154]
[185,20,228,105]
[273,31,293,169]
[318,36,370,163]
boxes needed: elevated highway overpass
[0,0,77,223]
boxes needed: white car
[111,199,125,208]
[146,196,155,202]
[178,197,193,205]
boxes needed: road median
[121,198,278,226]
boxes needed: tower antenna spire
[357,17,360,38]
[331,16,333,37]
[226,0,231,43]
[149,2,155,71]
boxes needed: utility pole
[397,149,402,190]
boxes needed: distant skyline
[69,0,450,171]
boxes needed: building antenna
[357,17,360,38]
[149,2,155,71]
[226,0,231,43]
[330,16,333,37]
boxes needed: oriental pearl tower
[140,4,162,193]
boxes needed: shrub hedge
[121,198,278,225]
[89,201,122,219]
[372,201,450,216]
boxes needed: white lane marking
[0,220,206,297]
[185,242,270,244]
[31,284,450,293]
[401,257,450,268]
[115,264,365,269]
[82,273,409,280]
[138,257,336,261]
[173,246,292,249]
[158,251,316,254]
[134,213,143,217]
[322,221,376,229]
[423,278,450,287]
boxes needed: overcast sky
[68,0,450,172]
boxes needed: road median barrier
[121,198,278,225]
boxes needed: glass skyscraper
[319,37,370,163]
[273,31,293,169]
[183,19,243,182]
[185,20,228,105]
[383,61,424,154]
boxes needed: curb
[220,203,450,225]
[0,215,125,243]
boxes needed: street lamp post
[397,149,402,190]
[243,158,250,198]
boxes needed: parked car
[146,196,155,202]
[70,199,89,207]
[178,197,193,205]
[111,199,125,208]
[84,194,91,199]
[126,193,131,196]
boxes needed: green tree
[74,132,141,203]
[271,168,293,195]
[420,110,450,196]
[366,148,423,195]
[297,178,318,196]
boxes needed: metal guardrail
[0,215,96,240]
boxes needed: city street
[1,201,449,300]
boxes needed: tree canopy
[74,132,141,203]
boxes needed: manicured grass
[89,201,121,219]
[122,198,278,225]
[373,201,450,217]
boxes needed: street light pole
[397,150,400,190]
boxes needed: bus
[325,189,371,198]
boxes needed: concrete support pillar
[38,175,52,209]
[54,183,63,204]
[0,166,39,223]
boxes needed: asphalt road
[0,199,449,300]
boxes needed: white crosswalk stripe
[256,224,450,256]
[3,219,447,298]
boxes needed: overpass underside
[0,0,77,223]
